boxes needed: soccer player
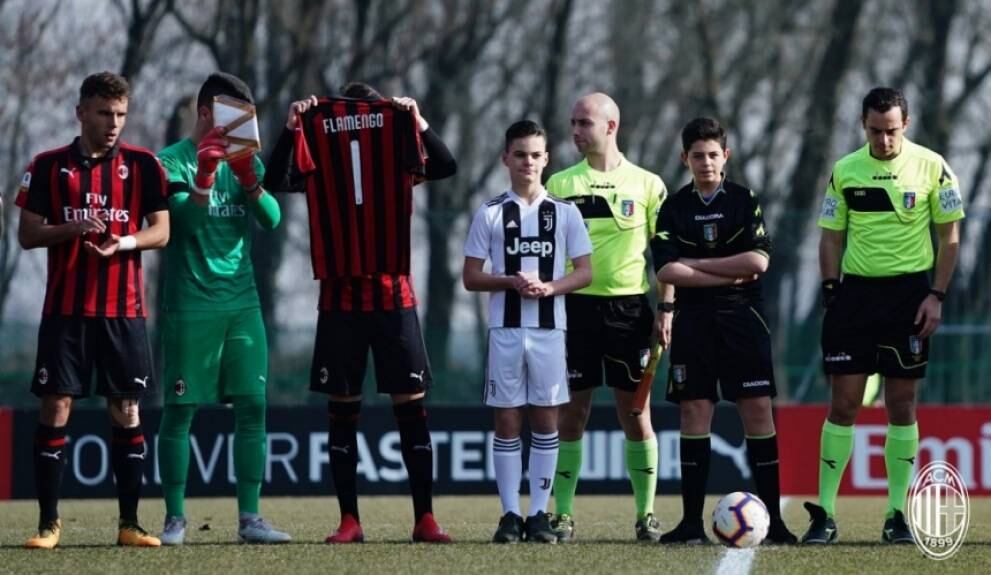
[264,83,457,543]
[547,92,672,542]
[463,121,593,543]
[156,72,290,545]
[652,117,796,545]
[803,87,964,544]
[15,71,169,548]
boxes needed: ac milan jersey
[464,189,592,329]
[293,97,426,279]
[15,138,167,318]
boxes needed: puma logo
[898,456,916,465]
[413,443,432,452]
[40,450,61,460]
[633,467,655,475]
[330,445,350,455]
[133,376,150,388]
[60,167,76,177]
[821,458,837,470]
[127,450,146,460]
[556,470,572,479]
[409,370,425,382]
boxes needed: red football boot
[325,514,364,544]
[412,513,452,543]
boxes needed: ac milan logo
[319,367,329,384]
[174,379,186,397]
[908,461,969,560]
[38,367,49,386]
[118,164,129,180]
[672,365,687,383]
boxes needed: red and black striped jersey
[15,138,168,318]
[293,97,426,279]
[318,275,417,312]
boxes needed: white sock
[493,435,522,516]
[528,432,559,517]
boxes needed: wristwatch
[929,288,946,302]
[657,301,675,313]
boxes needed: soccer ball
[712,491,770,548]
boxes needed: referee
[803,87,965,544]
[652,117,796,545]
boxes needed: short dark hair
[79,72,130,103]
[197,72,254,109]
[504,120,546,151]
[681,117,727,151]
[862,87,908,121]
[340,82,383,100]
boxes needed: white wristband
[118,235,138,251]
[192,184,212,196]
[417,116,430,132]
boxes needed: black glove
[821,279,841,309]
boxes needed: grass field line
[713,497,791,575]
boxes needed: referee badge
[909,335,923,357]
[902,191,916,209]
[621,199,634,217]
[673,365,687,383]
[703,223,718,242]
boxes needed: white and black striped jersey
[464,188,592,329]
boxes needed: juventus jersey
[464,188,592,329]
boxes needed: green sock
[233,395,267,515]
[818,420,854,518]
[626,438,657,519]
[885,422,919,518]
[158,404,197,518]
[553,439,582,515]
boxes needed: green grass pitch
[0,496,988,574]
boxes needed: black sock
[328,400,361,522]
[746,434,782,520]
[679,435,711,525]
[111,425,146,524]
[394,399,433,522]
[34,424,67,525]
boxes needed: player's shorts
[161,309,269,405]
[310,307,432,397]
[565,294,654,392]
[30,316,155,399]
[821,272,930,379]
[483,327,569,408]
[665,303,777,404]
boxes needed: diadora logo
[872,173,897,180]
[589,183,615,189]
[506,237,553,257]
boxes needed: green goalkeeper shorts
[162,308,268,405]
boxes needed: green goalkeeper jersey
[547,156,667,296]
[159,138,281,312]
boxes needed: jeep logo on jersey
[506,237,553,257]
[903,191,916,209]
[703,223,718,242]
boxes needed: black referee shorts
[310,307,432,397]
[31,316,155,399]
[821,272,930,379]
[565,294,654,392]
[665,304,776,403]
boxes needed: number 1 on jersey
[350,139,363,205]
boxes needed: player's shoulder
[621,157,663,181]
[119,141,163,165]
[546,161,586,190]
[29,144,73,166]
[483,191,511,207]
[902,139,949,169]
[157,138,191,160]
[722,179,757,200]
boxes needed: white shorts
[484,327,569,408]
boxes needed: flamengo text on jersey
[62,206,130,223]
[322,112,385,134]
